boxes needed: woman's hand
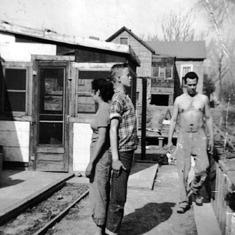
[85,162,93,178]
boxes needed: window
[152,66,173,79]
[76,70,110,113]
[78,78,85,86]
[159,67,165,77]
[120,37,129,45]
[136,91,140,104]
[1,65,29,113]
[166,67,173,79]
[181,64,193,86]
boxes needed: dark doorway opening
[151,94,169,106]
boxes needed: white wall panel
[73,123,92,172]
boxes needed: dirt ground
[0,165,198,235]
[46,165,197,235]
[0,183,88,235]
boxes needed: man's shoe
[195,194,203,206]
[176,202,190,213]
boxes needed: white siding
[72,123,92,172]
[0,42,56,62]
[0,121,30,162]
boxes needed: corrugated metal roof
[145,41,206,59]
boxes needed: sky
[0,0,209,41]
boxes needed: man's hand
[207,139,214,154]
[85,162,93,178]
[167,141,173,152]
[112,159,126,177]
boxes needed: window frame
[166,66,173,79]
[1,62,31,117]
[180,64,193,86]
[75,67,111,115]
[158,67,166,78]
[120,36,129,45]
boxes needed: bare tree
[147,10,195,41]
[197,0,235,103]
[161,11,195,41]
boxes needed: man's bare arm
[168,98,179,149]
[110,118,126,173]
[110,118,119,161]
[204,96,214,152]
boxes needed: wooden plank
[231,215,235,235]
[36,147,64,153]
[36,161,66,172]
[32,55,75,61]
[193,202,221,235]
[34,190,88,235]
[72,62,115,70]
[37,154,64,161]
[214,124,235,150]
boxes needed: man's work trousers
[176,130,209,203]
[106,150,134,235]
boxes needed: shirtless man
[168,71,213,213]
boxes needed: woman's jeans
[89,149,111,226]
[106,150,134,235]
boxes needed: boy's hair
[110,63,129,83]
[91,78,114,102]
[183,71,199,84]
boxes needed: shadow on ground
[0,170,24,188]
[130,162,157,176]
[120,202,175,235]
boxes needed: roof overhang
[0,21,140,66]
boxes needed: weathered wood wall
[212,158,235,235]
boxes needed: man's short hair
[183,71,199,84]
[110,63,129,83]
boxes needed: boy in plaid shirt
[106,63,138,235]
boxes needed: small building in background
[147,40,207,99]
[0,21,139,173]
[107,26,206,149]
[107,26,206,108]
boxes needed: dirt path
[46,164,197,235]
[119,165,197,235]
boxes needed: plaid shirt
[110,90,138,152]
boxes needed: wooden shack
[0,21,140,172]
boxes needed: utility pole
[141,77,147,160]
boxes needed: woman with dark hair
[85,78,114,235]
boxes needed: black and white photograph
[0,0,234,234]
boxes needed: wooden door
[32,60,70,172]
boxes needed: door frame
[30,56,73,172]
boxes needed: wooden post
[158,137,164,148]
[141,77,147,160]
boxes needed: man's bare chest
[179,98,205,113]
